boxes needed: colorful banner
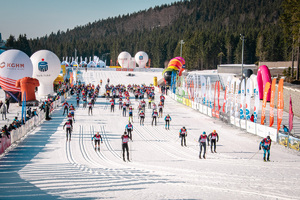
[230,79,235,116]
[254,80,260,123]
[289,96,294,132]
[240,79,245,119]
[200,76,206,104]
[223,77,231,113]
[212,82,217,117]
[277,78,284,131]
[216,81,220,118]
[269,78,277,127]
[206,77,211,107]
[261,82,271,125]
[245,78,251,120]
[234,80,240,118]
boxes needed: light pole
[240,34,245,79]
[180,40,185,57]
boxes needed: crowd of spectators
[0,83,71,140]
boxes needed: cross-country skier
[198,131,209,159]
[158,102,163,118]
[121,131,130,162]
[152,109,158,126]
[122,102,127,117]
[179,127,187,146]
[110,98,115,112]
[88,101,93,115]
[208,130,219,153]
[63,120,73,141]
[125,122,133,140]
[164,114,172,130]
[62,101,69,116]
[128,106,133,122]
[139,110,145,126]
[259,136,272,161]
[92,132,103,151]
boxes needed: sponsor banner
[256,125,277,142]
[230,116,235,125]
[199,104,203,113]
[182,97,186,105]
[177,95,183,104]
[207,107,212,117]
[265,126,278,142]
[188,99,192,107]
[203,105,208,115]
[234,117,240,127]
[246,121,256,134]
[240,119,246,129]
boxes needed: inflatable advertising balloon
[0,49,33,101]
[31,50,61,96]
[162,57,186,85]
[134,51,148,68]
[118,51,131,68]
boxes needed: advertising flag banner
[277,78,284,131]
[230,79,235,116]
[235,80,241,118]
[246,78,251,120]
[240,79,245,119]
[261,82,271,125]
[269,78,277,127]
[201,76,206,105]
[289,96,294,132]
[254,80,260,123]
[212,82,217,117]
[223,77,231,113]
[206,77,211,107]
[216,81,220,118]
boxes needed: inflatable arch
[257,65,272,101]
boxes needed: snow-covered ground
[1,70,300,200]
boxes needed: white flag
[235,79,241,118]
[246,78,251,120]
[254,80,260,123]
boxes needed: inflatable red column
[16,77,40,101]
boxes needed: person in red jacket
[110,98,115,112]
[250,114,254,122]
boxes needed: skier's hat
[124,131,127,134]
[203,131,206,134]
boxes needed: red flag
[289,96,294,132]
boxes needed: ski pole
[249,149,260,160]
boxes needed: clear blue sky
[0,0,178,40]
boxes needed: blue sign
[38,59,48,72]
